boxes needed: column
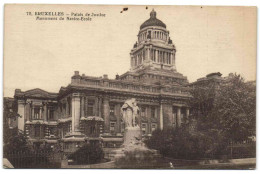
[81,97,85,117]
[150,49,153,61]
[147,106,152,134]
[170,53,173,65]
[167,53,169,64]
[24,102,30,121]
[177,107,181,127]
[39,107,42,119]
[147,48,150,61]
[98,97,102,117]
[103,96,110,133]
[17,100,25,132]
[157,50,160,63]
[163,52,165,63]
[43,103,47,121]
[85,97,88,117]
[169,53,171,64]
[115,104,121,133]
[31,106,34,120]
[159,103,163,130]
[71,93,81,132]
[186,108,190,123]
[93,97,97,116]
[152,49,154,61]
[155,50,158,63]
[159,51,162,63]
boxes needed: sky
[4,5,256,97]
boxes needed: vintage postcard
[3,4,256,169]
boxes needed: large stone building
[13,10,191,151]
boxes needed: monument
[121,98,142,147]
[112,98,161,168]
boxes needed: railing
[4,151,62,168]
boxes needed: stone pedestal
[111,126,161,167]
[123,127,142,147]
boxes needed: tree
[189,73,256,157]
[4,132,30,154]
[145,73,256,160]
[3,98,19,144]
[213,74,256,142]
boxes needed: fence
[4,150,105,168]
[4,142,255,168]
[4,151,62,168]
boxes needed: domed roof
[140,9,166,30]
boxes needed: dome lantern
[140,9,166,29]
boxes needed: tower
[130,9,176,72]
[119,9,188,86]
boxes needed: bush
[144,127,216,160]
[68,143,104,165]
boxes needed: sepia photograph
[3,4,257,169]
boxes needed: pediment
[24,88,57,99]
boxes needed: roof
[140,9,166,30]
[15,88,58,99]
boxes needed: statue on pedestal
[121,98,140,128]
[111,98,160,165]
[120,98,141,147]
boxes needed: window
[87,99,95,116]
[152,124,157,132]
[90,125,96,134]
[151,107,156,118]
[35,126,40,138]
[62,103,66,114]
[63,123,70,137]
[49,109,54,120]
[142,123,147,134]
[172,107,177,125]
[34,107,40,119]
[109,104,115,116]
[49,127,55,136]
[140,106,146,117]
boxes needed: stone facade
[13,10,191,151]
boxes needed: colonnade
[138,30,168,42]
[150,48,173,64]
[131,48,174,67]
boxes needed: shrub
[68,143,104,165]
[144,127,216,160]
